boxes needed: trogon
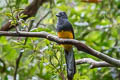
[56,12,76,80]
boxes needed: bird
[56,12,76,80]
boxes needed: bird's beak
[56,14,60,17]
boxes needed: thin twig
[59,71,66,80]
[35,11,51,28]
[0,58,6,72]
[14,50,24,80]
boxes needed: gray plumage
[56,12,76,80]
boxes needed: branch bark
[0,0,48,31]
[76,58,114,68]
[0,31,120,67]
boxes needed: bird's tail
[65,48,76,80]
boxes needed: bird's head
[56,12,68,19]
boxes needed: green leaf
[19,13,28,19]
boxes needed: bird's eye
[61,12,65,16]
[59,13,62,16]
[60,12,63,16]
[63,12,66,15]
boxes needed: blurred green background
[0,0,120,80]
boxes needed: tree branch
[0,31,120,67]
[0,0,48,31]
[76,58,114,68]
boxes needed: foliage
[0,0,120,80]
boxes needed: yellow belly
[57,31,73,50]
